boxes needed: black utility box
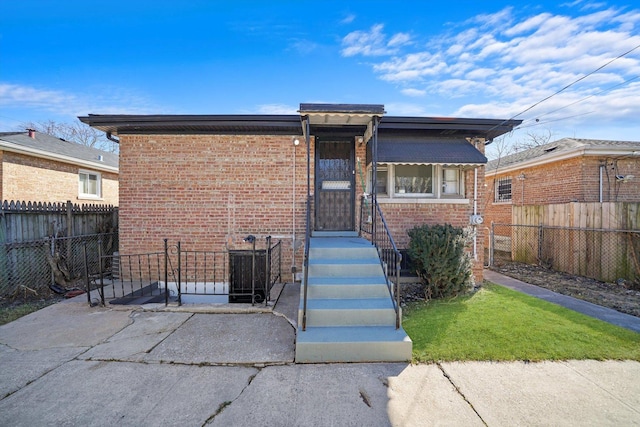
[229,250,267,303]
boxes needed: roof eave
[0,140,119,173]
[485,146,639,176]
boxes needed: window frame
[368,163,466,200]
[494,176,512,203]
[78,169,102,199]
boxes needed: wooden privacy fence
[512,202,639,230]
[0,200,119,298]
[489,202,640,284]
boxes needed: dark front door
[315,138,355,231]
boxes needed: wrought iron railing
[86,237,282,307]
[302,195,312,331]
[359,195,402,329]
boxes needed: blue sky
[1,0,639,157]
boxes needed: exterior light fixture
[293,137,300,146]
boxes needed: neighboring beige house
[0,129,119,205]
[485,138,640,226]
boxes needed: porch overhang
[299,103,385,142]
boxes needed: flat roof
[79,109,521,141]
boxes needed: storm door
[315,138,355,231]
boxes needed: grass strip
[0,300,57,326]
[403,283,640,363]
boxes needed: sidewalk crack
[437,363,488,426]
[201,368,261,426]
[145,313,194,354]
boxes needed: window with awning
[367,137,486,200]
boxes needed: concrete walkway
[0,280,639,426]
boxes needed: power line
[486,43,640,134]
[515,111,594,131]
[530,75,640,122]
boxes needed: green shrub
[408,223,472,299]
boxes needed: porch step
[308,237,377,259]
[303,298,397,326]
[296,236,413,363]
[311,231,359,238]
[295,326,412,363]
[305,276,390,299]
[307,258,383,277]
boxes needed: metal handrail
[360,196,402,329]
[302,195,311,331]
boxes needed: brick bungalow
[485,138,640,226]
[81,104,523,363]
[0,130,119,205]
[80,104,520,284]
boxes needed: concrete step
[307,258,383,277]
[295,326,413,363]
[304,276,390,299]
[309,237,378,259]
[311,231,359,237]
[301,298,397,326]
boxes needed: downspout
[599,164,604,203]
[292,138,297,282]
[472,138,480,261]
[106,132,120,144]
[473,165,478,260]
[371,116,379,239]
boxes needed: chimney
[27,129,36,138]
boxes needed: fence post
[83,241,92,306]
[98,238,104,306]
[251,237,256,306]
[50,237,55,289]
[265,236,271,306]
[177,241,182,306]
[66,201,73,264]
[164,238,168,306]
[538,224,543,262]
[489,222,495,267]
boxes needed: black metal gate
[315,139,355,231]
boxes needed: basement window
[79,170,101,199]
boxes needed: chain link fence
[1,232,118,300]
[488,223,640,286]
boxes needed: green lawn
[403,283,640,363]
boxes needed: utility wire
[514,111,594,130]
[529,75,640,122]
[486,43,640,133]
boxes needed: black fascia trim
[299,103,385,115]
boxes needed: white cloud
[341,24,410,57]
[0,84,76,109]
[0,82,158,119]
[341,14,356,25]
[342,4,640,139]
[401,88,426,97]
[256,103,298,114]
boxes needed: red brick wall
[118,133,487,283]
[118,134,311,277]
[1,151,118,205]
[485,155,640,227]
